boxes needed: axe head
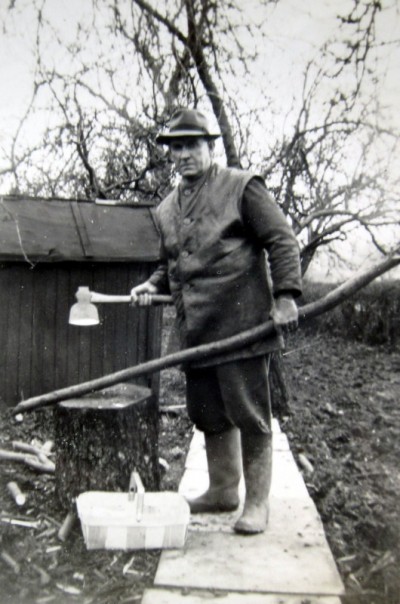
[69,286,99,326]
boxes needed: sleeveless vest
[154,164,282,361]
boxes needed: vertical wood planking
[30,269,42,398]
[84,264,99,381]
[54,265,71,391]
[147,263,163,396]
[7,266,24,404]
[43,266,57,394]
[17,265,34,402]
[148,305,163,397]
[76,266,93,385]
[98,264,115,379]
[113,265,129,374]
[0,266,13,405]
[66,266,85,388]
[126,265,141,373]
[136,264,150,367]
[1,261,164,406]
[0,266,7,405]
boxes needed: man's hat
[156,109,221,144]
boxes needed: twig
[283,344,314,356]
[41,513,62,527]
[1,551,20,574]
[160,404,186,413]
[122,555,136,575]
[45,545,62,554]
[0,199,35,268]
[37,526,57,539]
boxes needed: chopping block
[53,383,160,510]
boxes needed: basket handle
[128,471,145,522]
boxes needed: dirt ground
[0,326,399,603]
[284,328,400,604]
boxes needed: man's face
[169,137,212,180]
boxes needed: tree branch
[13,248,400,415]
[132,0,187,44]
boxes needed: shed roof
[0,196,161,263]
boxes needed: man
[131,108,302,534]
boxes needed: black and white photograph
[0,1,399,603]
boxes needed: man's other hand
[270,294,299,334]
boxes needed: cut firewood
[298,453,314,475]
[57,511,76,542]
[12,441,54,467]
[0,516,41,529]
[1,551,20,574]
[32,563,51,586]
[12,440,48,456]
[6,481,26,506]
[0,448,55,473]
[42,440,54,454]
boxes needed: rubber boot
[234,432,272,534]
[188,427,242,513]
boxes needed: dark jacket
[149,164,302,365]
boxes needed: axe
[69,286,173,326]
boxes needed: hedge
[300,280,400,348]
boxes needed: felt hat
[156,109,221,144]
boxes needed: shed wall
[0,262,163,407]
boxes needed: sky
[1,1,399,151]
[0,0,399,279]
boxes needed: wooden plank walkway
[142,420,345,603]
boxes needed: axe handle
[90,292,173,305]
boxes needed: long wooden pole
[12,251,400,415]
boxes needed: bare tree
[1,0,399,269]
[262,64,399,273]
[122,0,399,270]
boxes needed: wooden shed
[0,196,164,407]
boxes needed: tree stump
[53,383,160,510]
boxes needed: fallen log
[12,249,400,415]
